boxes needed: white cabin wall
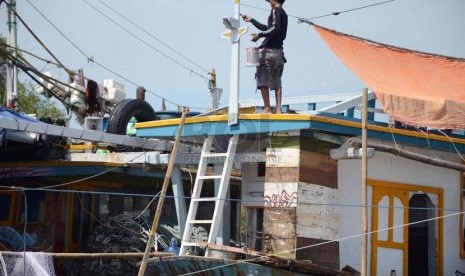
[338,144,464,275]
[242,162,265,207]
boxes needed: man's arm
[258,9,283,38]
[242,15,268,31]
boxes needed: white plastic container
[246,46,260,67]
[106,87,126,105]
[103,79,125,92]
[84,117,104,131]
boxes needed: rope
[96,0,210,74]
[22,1,185,108]
[81,0,209,82]
[180,209,462,275]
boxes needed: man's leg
[260,86,271,113]
[275,87,282,114]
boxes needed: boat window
[0,193,12,223]
[257,162,266,177]
[124,196,134,213]
[18,190,46,223]
[98,195,110,221]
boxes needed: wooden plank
[270,135,300,149]
[263,208,296,259]
[266,148,299,168]
[297,183,339,241]
[300,135,339,155]
[295,237,339,269]
[195,242,262,256]
[264,182,298,208]
[138,108,188,276]
[2,251,173,259]
[265,167,299,183]
[299,150,337,188]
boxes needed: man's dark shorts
[256,48,285,91]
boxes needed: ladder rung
[198,175,222,180]
[180,242,200,247]
[187,220,213,224]
[203,153,228,158]
[192,197,218,202]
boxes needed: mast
[6,0,19,111]
[222,0,248,125]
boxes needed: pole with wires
[361,88,368,276]
[6,0,19,111]
[138,107,188,276]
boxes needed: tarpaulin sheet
[313,24,465,129]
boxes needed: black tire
[107,100,156,151]
[107,99,156,135]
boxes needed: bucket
[246,46,260,67]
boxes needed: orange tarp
[313,24,465,129]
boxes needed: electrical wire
[241,0,397,23]
[96,0,210,74]
[438,129,465,162]
[25,0,88,59]
[0,186,459,213]
[40,151,147,189]
[179,209,462,276]
[22,1,184,108]
[81,0,209,82]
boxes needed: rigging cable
[21,0,183,108]
[80,0,209,81]
[97,0,210,74]
[0,186,460,213]
[179,209,460,275]
[241,0,397,23]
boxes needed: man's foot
[261,107,271,114]
[275,108,282,114]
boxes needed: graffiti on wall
[264,190,297,207]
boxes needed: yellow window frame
[369,179,443,276]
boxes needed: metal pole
[138,107,188,276]
[361,88,368,276]
[210,68,218,110]
[228,0,240,125]
[6,0,18,110]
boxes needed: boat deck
[135,113,465,152]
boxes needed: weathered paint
[296,183,339,241]
[266,148,300,168]
[241,163,265,207]
[264,182,298,208]
[263,208,297,259]
[339,147,457,275]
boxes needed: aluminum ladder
[179,134,239,256]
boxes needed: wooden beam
[361,88,368,276]
[350,138,465,172]
[1,252,173,259]
[195,242,262,256]
[138,107,188,276]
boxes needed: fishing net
[0,252,55,276]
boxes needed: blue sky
[2,0,465,115]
